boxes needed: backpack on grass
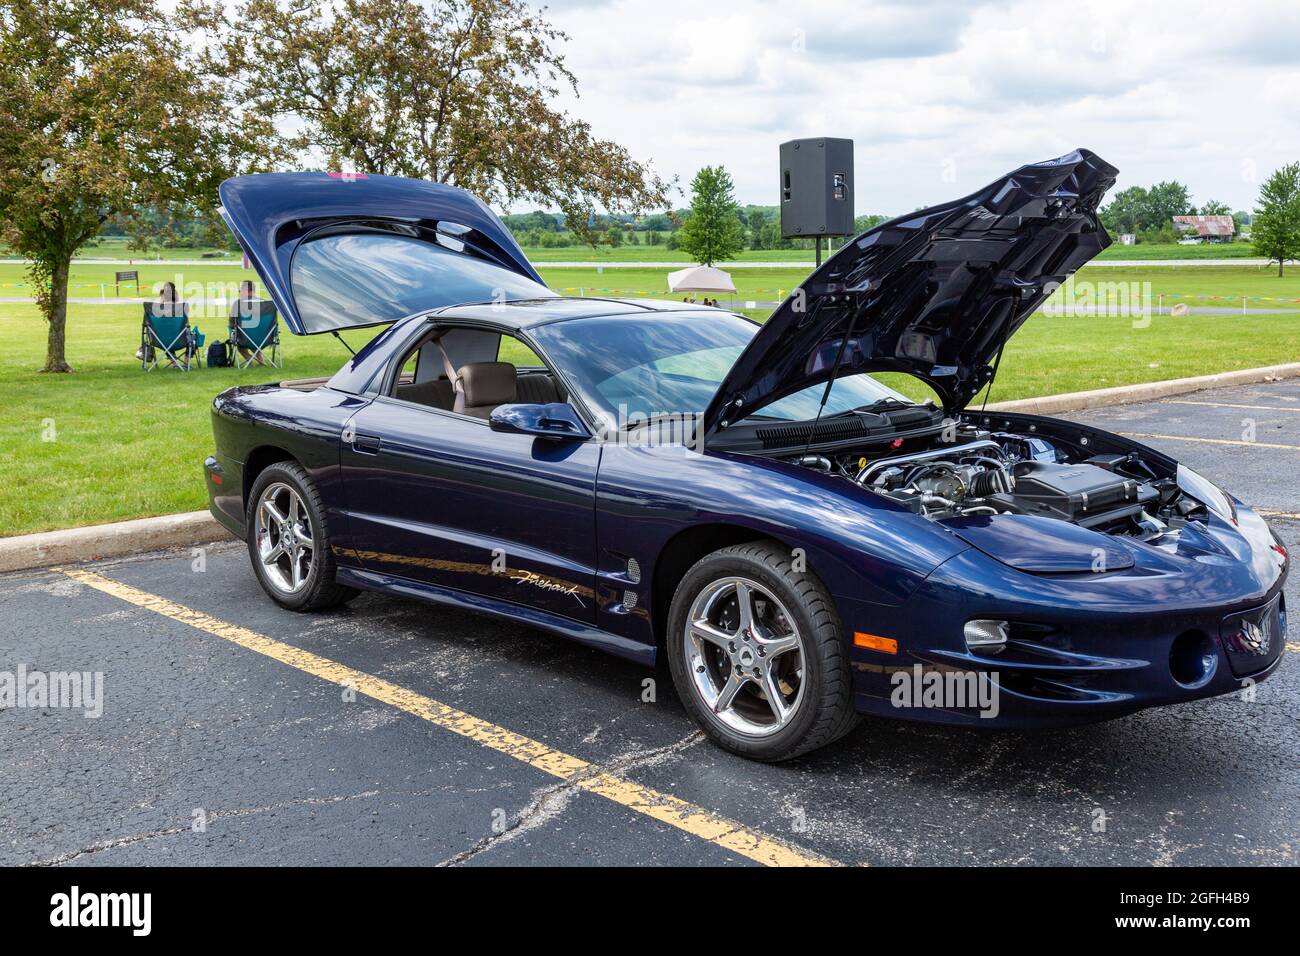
[207,340,232,368]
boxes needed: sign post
[114,270,138,297]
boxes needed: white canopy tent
[666,265,737,295]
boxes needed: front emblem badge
[1240,617,1272,656]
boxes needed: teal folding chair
[231,300,281,369]
[141,303,197,371]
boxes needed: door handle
[352,433,382,455]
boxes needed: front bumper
[840,511,1289,728]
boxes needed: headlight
[964,619,1008,654]
[1176,464,1235,521]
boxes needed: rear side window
[498,336,543,368]
[290,232,553,334]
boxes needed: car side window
[498,335,544,369]
[396,346,420,386]
[387,328,568,417]
[494,333,567,409]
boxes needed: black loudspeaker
[779,137,854,238]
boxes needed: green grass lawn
[524,240,1265,262]
[1059,264,1300,310]
[0,303,390,536]
[0,261,817,305]
[521,245,826,262]
[4,283,1300,537]
[1092,242,1259,260]
[12,259,1293,314]
[0,236,239,261]
[523,240,1264,262]
[3,238,1268,269]
[479,241,1268,263]
[0,260,256,299]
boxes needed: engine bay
[789,422,1212,539]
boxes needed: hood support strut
[800,297,866,460]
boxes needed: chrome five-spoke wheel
[254,481,315,595]
[683,576,806,736]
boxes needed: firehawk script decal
[511,570,586,608]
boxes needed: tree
[1197,199,1231,216]
[678,166,745,266]
[183,0,670,243]
[639,212,674,233]
[1100,181,1192,236]
[1100,185,1148,234]
[854,213,889,233]
[760,221,792,250]
[1252,162,1300,277]
[1143,181,1192,227]
[747,208,769,250]
[0,0,276,372]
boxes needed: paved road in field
[2,381,1297,866]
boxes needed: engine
[792,430,1192,538]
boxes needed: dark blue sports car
[205,150,1288,760]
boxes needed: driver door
[339,329,601,624]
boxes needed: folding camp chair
[141,303,198,371]
[231,300,281,369]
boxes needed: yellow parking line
[1121,432,1300,451]
[1165,401,1300,413]
[59,567,835,868]
[1258,509,1300,520]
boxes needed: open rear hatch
[218,172,554,335]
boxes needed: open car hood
[703,149,1116,436]
[218,172,550,335]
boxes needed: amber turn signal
[853,632,897,654]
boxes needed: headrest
[458,361,517,408]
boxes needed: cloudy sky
[533,0,1300,216]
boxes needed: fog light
[1169,630,1216,687]
[964,619,1009,654]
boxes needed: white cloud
[531,0,1300,215]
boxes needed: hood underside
[704,149,1117,436]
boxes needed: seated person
[153,281,186,317]
[141,282,191,366]
[228,280,267,366]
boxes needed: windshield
[531,311,913,430]
[290,231,554,333]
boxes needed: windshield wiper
[620,411,700,432]
[820,397,913,418]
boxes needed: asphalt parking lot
[2,379,1298,867]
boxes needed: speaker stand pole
[815,236,823,268]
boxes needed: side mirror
[489,402,591,440]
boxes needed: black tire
[246,461,358,612]
[665,540,859,761]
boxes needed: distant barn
[1173,215,1236,242]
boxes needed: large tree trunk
[41,256,73,373]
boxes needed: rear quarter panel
[208,384,370,544]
